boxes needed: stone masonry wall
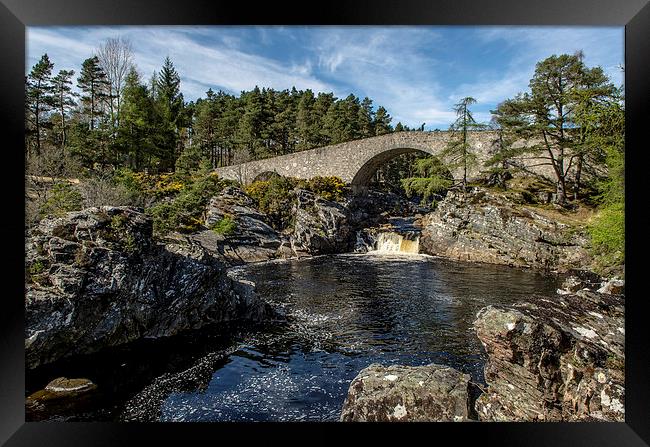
[214,131,557,186]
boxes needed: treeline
[25,38,402,174]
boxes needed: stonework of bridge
[214,131,501,187]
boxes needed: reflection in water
[26,253,560,422]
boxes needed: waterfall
[374,231,420,254]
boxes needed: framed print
[2,0,649,444]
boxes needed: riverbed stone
[202,187,289,264]
[26,377,98,418]
[340,363,471,422]
[291,189,354,255]
[597,278,624,295]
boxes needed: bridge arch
[350,146,451,187]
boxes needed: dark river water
[26,253,561,422]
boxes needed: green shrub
[588,201,624,270]
[305,176,345,202]
[245,176,297,230]
[401,176,452,205]
[148,171,227,235]
[28,259,45,275]
[588,142,624,273]
[40,182,83,218]
[210,216,238,236]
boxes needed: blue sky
[26,26,624,130]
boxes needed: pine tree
[272,89,297,155]
[26,54,55,156]
[154,57,186,170]
[358,97,374,138]
[77,56,110,131]
[51,69,77,150]
[118,67,156,170]
[312,92,335,146]
[441,97,483,190]
[342,94,361,141]
[295,89,316,150]
[493,53,617,204]
[237,86,266,159]
[374,106,393,135]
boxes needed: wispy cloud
[27,26,335,100]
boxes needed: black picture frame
[2,0,649,445]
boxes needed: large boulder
[340,363,471,422]
[420,188,591,271]
[473,289,624,421]
[25,206,277,369]
[291,189,354,255]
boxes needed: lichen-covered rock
[473,289,624,421]
[597,278,625,295]
[340,363,471,422]
[291,189,354,255]
[25,206,277,369]
[420,188,591,271]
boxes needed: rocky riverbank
[195,185,418,263]
[419,188,592,271]
[26,182,624,423]
[25,206,277,369]
[24,185,414,370]
[340,274,625,422]
[474,275,625,421]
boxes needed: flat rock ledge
[473,288,624,421]
[340,363,471,422]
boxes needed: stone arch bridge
[214,131,502,190]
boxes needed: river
[26,252,561,422]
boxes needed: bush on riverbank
[148,167,230,235]
[244,175,346,230]
[400,157,453,205]
[587,142,625,275]
[210,215,238,236]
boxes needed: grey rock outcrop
[291,189,354,255]
[202,186,293,264]
[420,188,591,270]
[340,363,471,422]
[473,290,624,421]
[25,206,276,369]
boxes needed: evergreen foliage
[491,53,618,205]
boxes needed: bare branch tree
[97,37,134,131]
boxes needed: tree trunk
[556,177,567,205]
[573,155,583,201]
[34,99,41,156]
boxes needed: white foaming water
[374,232,420,254]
